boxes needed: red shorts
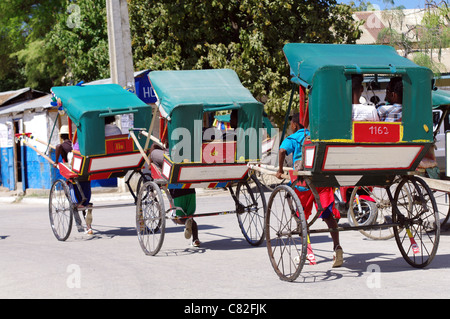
[294,187,340,220]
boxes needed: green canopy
[148,69,263,162]
[51,84,151,156]
[52,84,149,124]
[149,69,261,115]
[283,43,420,87]
[283,43,433,143]
[432,89,450,108]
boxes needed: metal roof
[0,94,52,116]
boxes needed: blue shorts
[69,181,92,205]
[321,202,333,219]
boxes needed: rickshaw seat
[67,135,146,181]
[58,162,78,179]
[288,170,297,183]
[150,163,165,180]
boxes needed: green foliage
[1,0,362,123]
[0,0,66,91]
[0,30,26,91]
[376,1,450,76]
[419,3,450,59]
[46,0,110,85]
[412,51,445,75]
[13,39,65,90]
[0,0,109,91]
[129,0,362,125]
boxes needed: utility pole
[106,0,135,192]
[106,0,135,92]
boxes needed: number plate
[353,122,401,143]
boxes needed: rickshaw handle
[128,130,151,166]
[247,163,289,180]
[20,138,55,165]
[15,133,56,150]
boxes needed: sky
[339,0,428,10]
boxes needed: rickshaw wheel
[136,173,152,198]
[348,186,397,240]
[49,179,74,241]
[236,174,267,246]
[393,176,440,268]
[430,190,450,227]
[347,187,377,227]
[265,185,307,282]
[136,181,166,256]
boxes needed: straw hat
[59,125,70,135]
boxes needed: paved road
[1,190,450,300]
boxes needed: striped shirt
[377,103,402,122]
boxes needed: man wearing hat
[54,125,72,166]
[54,124,93,234]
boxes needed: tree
[377,6,411,55]
[0,30,26,91]
[46,0,110,86]
[13,39,65,90]
[129,0,362,125]
[0,0,66,91]
[375,0,449,76]
[426,0,449,23]
[417,0,450,70]
[0,0,110,91]
[1,0,363,115]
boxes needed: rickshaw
[264,43,440,281]
[136,68,267,255]
[17,83,153,241]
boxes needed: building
[353,8,450,89]
[0,70,156,192]
[0,88,48,190]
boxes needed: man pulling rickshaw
[264,43,440,281]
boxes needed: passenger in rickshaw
[378,76,402,122]
[351,74,379,121]
[370,95,381,107]
[276,114,344,267]
[104,115,122,136]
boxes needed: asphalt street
[1,190,450,300]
